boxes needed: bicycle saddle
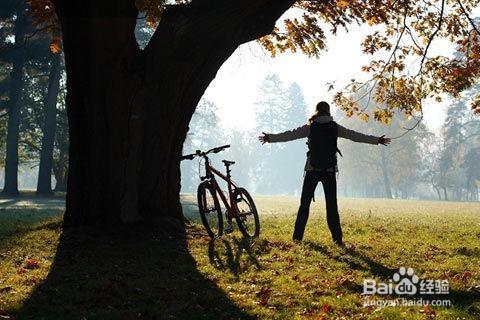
[222,160,235,166]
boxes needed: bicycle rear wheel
[197,182,223,238]
[232,187,260,239]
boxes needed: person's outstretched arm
[258,124,309,144]
[338,125,391,146]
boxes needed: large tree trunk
[53,0,295,227]
[2,7,27,196]
[36,53,62,195]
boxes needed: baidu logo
[363,267,449,296]
[393,267,419,295]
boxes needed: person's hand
[258,132,270,144]
[378,135,391,146]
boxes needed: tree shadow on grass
[304,241,396,280]
[455,246,480,258]
[304,241,480,308]
[207,236,262,280]
[182,196,262,279]
[17,225,252,320]
[0,208,63,254]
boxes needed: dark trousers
[293,170,342,242]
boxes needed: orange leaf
[322,304,332,313]
[50,36,62,54]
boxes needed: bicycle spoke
[198,183,223,239]
[233,188,259,238]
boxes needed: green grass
[0,196,479,319]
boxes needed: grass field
[0,196,479,319]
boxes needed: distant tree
[254,74,289,194]
[181,99,225,192]
[222,129,255,191]
[416,128,443,200]
[36,52,62,194]
[277,82,308,195]
[254,77,309,195]
[388,122,427,199]
[438,98,480,200]
[336,116,385,198]
[0,0,50,194]
[52,93,68,191]
[462,147,479,201]
[0,1,30,195]
[337,112,430,200]
[18,56,50,162]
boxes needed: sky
[202,24,451,133]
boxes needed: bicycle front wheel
[232,187,260,239]
[197,182,223,239]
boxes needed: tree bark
[2,6,27,196]
[52,0,296,227]
[36,53,62,195]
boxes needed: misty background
[1,18,479,202]
[180,72,480,201]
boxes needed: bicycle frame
[202,156,238,218]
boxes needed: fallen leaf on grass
[255,287,272,306]
[419,304,436,318]
[322,303,333,313]
[310,289,325,297]
[24,276,39,286]
[17,268,27,274]
[25,258,40,269]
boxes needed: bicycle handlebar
[206,144,230,154]
[180,145,230,161]
[180,154,196,161]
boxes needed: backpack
[308,121,339,170]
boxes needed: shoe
[333,239,345,247]
[224,222,234,234]
[292,236,302,243]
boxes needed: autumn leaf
[367,17,379,26]
[255,287,272,306]
[146,15,158,29]
[322,303,333,313]
[359,113,370,122]
[337,0,349,9]
[25,258,40,269]
[50,41,61,54]
[419,304,436,318]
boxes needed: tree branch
[144,0,298,60]
[418,0,445,76]
[456,0,480,36]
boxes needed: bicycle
[181,145,260,239]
